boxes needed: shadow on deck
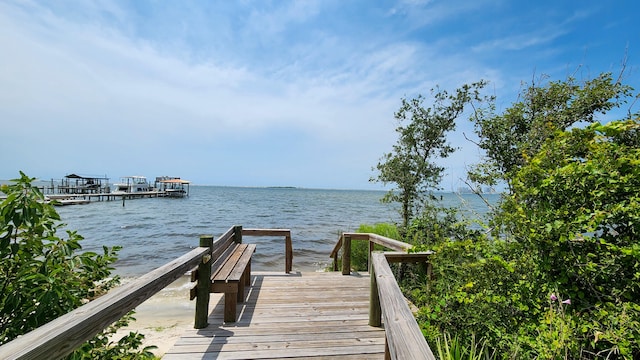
[163,271,386,359]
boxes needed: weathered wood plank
[211,231,235,260]
[216,226,236,246]
[195,236,213,328]
[372,252,435,360]
[164,272,386,359]
[384,251,434,263]
[165,345,385,360]
[209,242,237,277]
[228,244,255,281]
[212,244,246,282]
[342,234,352,275]
[242,228,291,237]
[178,323,381,338]
[366,233,412,251]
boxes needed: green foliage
[469,73,634,190]
[357,223,400,239]
[436,332,494,360]
[494,119,640,357]
[0,172,157,358]
[372,82,490,230]
[399,73,640,359]
[406,204,485,248]
[68,313,157,360]
[344,223,400,272]
[412,236,540,357]
[530,293,580,360]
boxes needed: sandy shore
[113,276,197,358]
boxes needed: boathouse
[58,174,110,194]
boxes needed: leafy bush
[406,120,640,358]
[0,172,156,358]
[373,73,640,359]
[494,120,640,357]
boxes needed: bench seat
[210,243,256,322]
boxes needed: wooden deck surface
[163,271,386,359]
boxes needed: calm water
[53,186,498,277]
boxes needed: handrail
[330,232,414,274]
[0,246,211,360]
[330,232,435,359]
[242,228,293,273]
[370,252,436,359]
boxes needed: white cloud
[1,0,635,189]
[471,28,568,53]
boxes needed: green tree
[372,82,489,231]
[0,172,156,358]
[402,73,640,358]
[468,73,634,191]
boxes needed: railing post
[369,254,382,327]
[233,225,243,244]
[285,233,292,274]
[368,240,375,271]
[332,235,342,272]
[342,234,351,275]
[195,235,213,329]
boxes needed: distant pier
[46,191,167,205]
[17,173,191,206]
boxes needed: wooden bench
[191,226,256,325]
[210,242,256,322]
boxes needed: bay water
[54,186,498,277]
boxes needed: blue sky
[1,0,638,190]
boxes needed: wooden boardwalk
[163,271,386,359]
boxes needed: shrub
[0,172,156,358]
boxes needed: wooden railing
[0,225,293,360]
[242,228,292,273]
[330,232,413,274]
[0,246,211,360]
[330,232,435,360]
[370,252,436,360]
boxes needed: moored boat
[112,176,151,194]
[155,177,190,197]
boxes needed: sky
[1,0,638,190]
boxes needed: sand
[113,276,196,357]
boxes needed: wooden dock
[163,271,387,359]
[46,191,166,205]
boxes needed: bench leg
[224,291,238,322]
[238,277,245,303]
[236,259,251,304]
[245,259,252,286]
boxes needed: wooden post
[233,225,243,244]
[368,240,375,271]
[195,235,213,329]
[342,234,351,275]
[385,340,391,360]
[285,234,292,273]
[369,253,381,327]
[332,235,342,272]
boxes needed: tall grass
[436,333,494,360]
[346,223,400,271]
